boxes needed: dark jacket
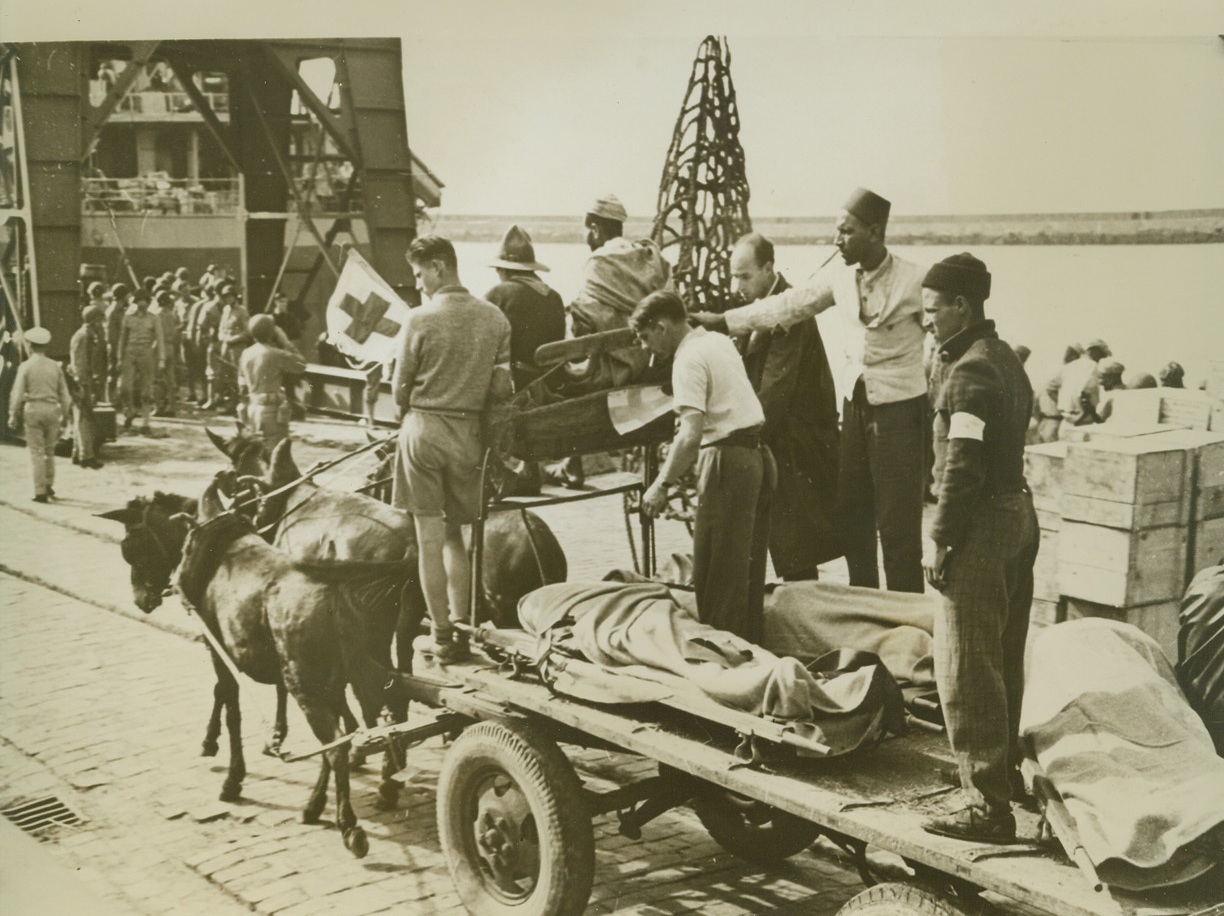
[931,320,1032,548]
[741,274,842,572]
[485,274,565,390]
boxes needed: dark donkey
[100,487,415,831]
[146,480,414,857]
[208,429,568,630]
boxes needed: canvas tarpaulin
[1020,618,1224,890]
[517,581,904,757]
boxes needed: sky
[2,0,1222,218]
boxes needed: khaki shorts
[393,411,482,523]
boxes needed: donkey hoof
[343,826,369,859]
[219,784,242,803]
[375,780,402,811]
[201,740,219,757]
[301,806,323,825]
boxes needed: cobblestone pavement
[1,417,870,915]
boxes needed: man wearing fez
[633,290,774,643]
[694,188,927,593]
[921,253,1038,843]
[729,232,841,580]
[69,305,108,468]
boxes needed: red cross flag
[324,248,411,366]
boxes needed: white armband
[948,411,986,441]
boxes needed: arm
[155,316,167,367]
[488,319,514,404]
[642,408,703,517]
[929,359,993,552]
[391,324,417,413]
[9,364,26,419]
[694,278,837,336]
[117,318,130,365]
[57,364,72,415]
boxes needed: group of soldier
[67,265,305,464]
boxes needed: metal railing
[91,85,230,117]
[82,176,242,215]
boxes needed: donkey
[207,428,568,631]
[153,480,415,857]
[101,486,416,839]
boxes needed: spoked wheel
[438,719,594,916]
[692,790,822,865]
[837,881,984,916]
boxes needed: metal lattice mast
[651,36,752,312]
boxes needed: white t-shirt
[671,327,765,446]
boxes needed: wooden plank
[1034,528,1061,602]
[1102,388,1161,427]
[1198,485,1224,523]
[1159,389,1219,430]
[1036,508,1061,532]
[1062,438,1189,507]
[1060,494,1185,530]
[1192,516,1224,577]
[1025,442,1065,512]
[1030,598,1060,629]
[1058,522,1187,606]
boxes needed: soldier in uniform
[69,305,108,468]
[117,289,166,434]
[238,315,306,448]
[920,253,1038,843]
[215,283,251,413]
[8,327,72,502]
[104,282,131,405]
[152,289,182,416]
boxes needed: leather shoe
[84,458,105,469]
[923,807,1016,844]
[33,494,49,504]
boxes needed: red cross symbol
[340,291,401,344]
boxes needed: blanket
[1020,618,1224,890]
[761,581,937,687]
[518,581,904,756]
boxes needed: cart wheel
[837,881,981,916]
[693,791,822,864]
[438,719,594,916]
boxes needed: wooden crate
[1058,521,1187,606]
[1063,597,1179,661]
[1192,516,1224,576]
[1147,429,1224,520]
[1024,442,1065,513]
[1060,493,1186,530]
[1029,598,1060,630]
[1033,527,1061,603]
[1062,437,1191,509]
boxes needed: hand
[689,311,727,332]
[923,538,950,592]
[641,481,669,518]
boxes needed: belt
[702,427,762,450]
[409,405,482,419]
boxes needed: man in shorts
[393,236,513,662]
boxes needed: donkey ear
[198,481,226,520]
[97,506,137,524]
[270,438,300,483]
[205,427,233,459]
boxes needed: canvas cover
[1021,618,1224,890]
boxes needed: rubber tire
[837,881,979,916]
[438,719,594,916]
[692,791,822,865]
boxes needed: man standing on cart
[395,236,513,663]
[920,253,1038,843]
[633,290,775,643]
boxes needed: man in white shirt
[634,290,775,642]
[693,188,927,593]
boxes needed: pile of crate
[1025,427,1224,658]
